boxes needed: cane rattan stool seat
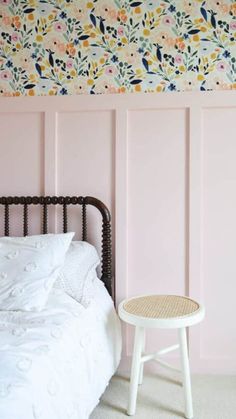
[123,295,199,319]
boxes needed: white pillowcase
[0,232,74,312]
[54,241,100,306]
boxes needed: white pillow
[54,241,100,306]
[0,232,74,312]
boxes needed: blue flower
[60,88,67,95]
[138,47,144,54]
[223,50,230,58]
[184,34,189,40]
[168,5,176,12]
[31,53,37,59]
[60,11,67,19]
[74,39,79,45]
[168,83,176,91]
[111,55,118,63]
[6,60,13,68]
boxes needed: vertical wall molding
[44,111,57,195]
[115,108,128,304]
[188,106,203,370]
[115,108,129,362]
[44,111,58,232]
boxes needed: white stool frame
[119,297,205,419]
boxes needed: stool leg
[128,326,144,416]
[138,330,145,385]
[179,327,193,419]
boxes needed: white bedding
[0,278,121,419]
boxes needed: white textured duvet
[0,279,121,419]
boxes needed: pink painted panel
[0,112,44,236]
[57,110,115,257]
[201,108,236,367]
[127,109,187,354]
[0,92,235,373]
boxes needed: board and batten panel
[0,112,44,236]
[127,109,188,357]
[201,107,236,372]
[57,110,115,256]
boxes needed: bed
[0,196,121,419]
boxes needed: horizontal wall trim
[0,91,235,113]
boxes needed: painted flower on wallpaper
[0,0,235,96]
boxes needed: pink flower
[230,21,236,31]
[163,15,174,26]
[175,54,183,64]
[11,32,19,42]
[66,59,73,69]
[117,26,124,36]
[105,66,117,76]
[2,16,11,26]
[217,61,227,71]
[0,70,12,80]
[0,0,12,4]
[54,22,66,32]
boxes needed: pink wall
[0,91,236,374]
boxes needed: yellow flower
[48,14,54,20]
[28,89,35,96]
[100,58,105,64]
[179,65,186,72]
[197,74,204,81]
[87,79,94,86]
[36,35,43,42]
[200,26,207,32]
[156,7,162,13]
[232,83,236,90]
[28,13,34,21]
[135,7,141,13]
[156,86,162,92]
[136,68,142,75]
[121,37,128,44]
[49,90,55,95]
[16,43,21,49]
[211,53,216,59]
[87,2,93,8]
[193,34,200,42]
[143,29,150,36]
[70,70,76,77]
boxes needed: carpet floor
[91,373,236,419]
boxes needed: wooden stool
[118,295,205,418]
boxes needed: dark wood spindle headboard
[0,196,113,299]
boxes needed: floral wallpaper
[0,0,236,96]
